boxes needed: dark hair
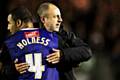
[10,6,32,23]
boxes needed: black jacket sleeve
[0,44,18,80]
[58,30,92,67]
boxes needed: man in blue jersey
[0,6,34,80]
[0,6,60,80]
[15,2,92,80]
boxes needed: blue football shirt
[5,28,59,80]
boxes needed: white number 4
[25,53,45,79]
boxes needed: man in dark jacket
[36,2,92,80]
[0,2,92,80]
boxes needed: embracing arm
[46,31,92,66]
[58,31,92,66]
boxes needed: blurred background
[0,0,120,80]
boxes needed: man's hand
[46,48,61,64]
[14,59,29,74]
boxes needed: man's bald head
[37,2,59,17]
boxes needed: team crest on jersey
[24,31,39,38]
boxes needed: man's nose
[58,16,63,22]
[7,25,10,30]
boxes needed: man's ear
[16,19,22,27]
[40,17,45,23]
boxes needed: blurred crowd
[0,0,120,80]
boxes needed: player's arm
[46,31,92,65]
[46,48,61,64]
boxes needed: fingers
[52,48,59,52]
[14,59,29,74]
[15,63,29,74]
[14,58,18,63]
[51,60,59,64]
[46,49,60,64]
[47,49,60,58]
[46,54,60,63]
[19,70,27,74]
[47,52,58,58]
